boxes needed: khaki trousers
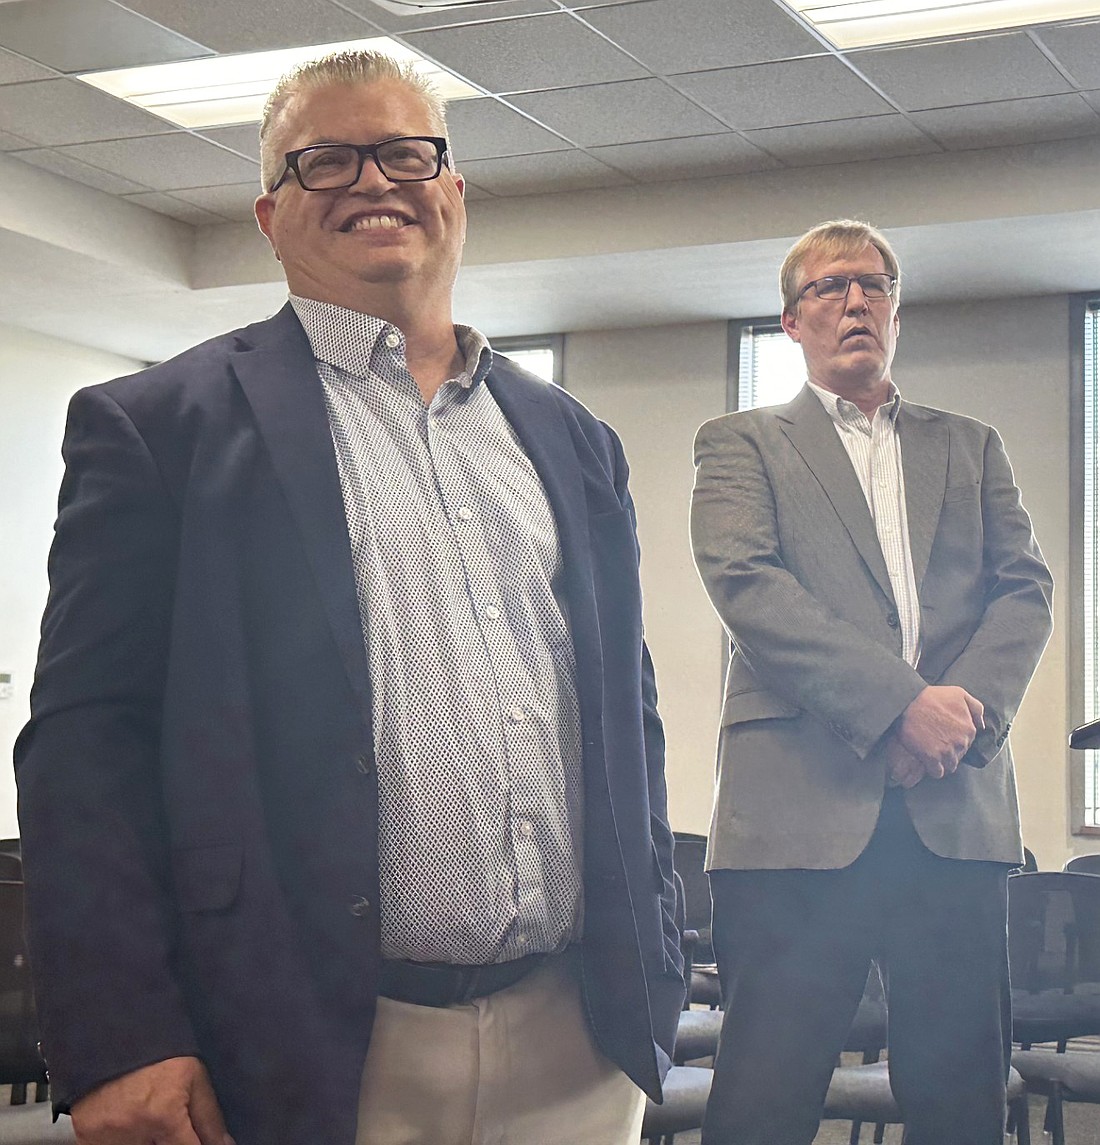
[356,949,646,1145]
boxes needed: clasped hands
[885,685,985,790]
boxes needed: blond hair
[259,50,448,192]
[779,219,901,313]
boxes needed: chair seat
[1012,1047,1100,1101]
[675,1008,722,1063]
[641,1065,712,1137]
[1012,986,1100,1044]
[824,1060,1026,1121]
[690,964,722,1008]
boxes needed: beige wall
[566,296,1078,867]
[0,324,142,836]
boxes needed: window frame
[492,334,564,389]
[1071,293,1100,834]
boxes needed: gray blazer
[691,385,1053,870]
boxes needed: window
[1079,300,1100,827]
[492,335,563,387]
[731,320,805,412]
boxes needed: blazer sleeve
[690,414,927,758]
[933,426,1054,767]
[14,385,199,1110]
[607,427,681,979]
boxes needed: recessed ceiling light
[781,0,1100,49]
[76,37,481,130]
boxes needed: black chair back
[1065,854,1100,876]
[0,880,47,1095]
[673,831,713,962]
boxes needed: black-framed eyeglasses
[796,273,898,302]
[268,136,452,193]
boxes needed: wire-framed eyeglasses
[268,136,452,193]
[796,273,898,302]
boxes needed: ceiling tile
[404,13,648,94]
[0,78,177,146]
[0,46,57,84]
[0,0,211,73]
[122,190,225,225]
[909,94,1100,151]
[675,57,891,130]
[460,180,494,200]
[589,132,780,180]
[341,0,554,35]
[851,33,1073,112]
[581,0,823,76]
[1034,20,1100,90]
[510,78,727,146]
[0,127,32,149]
[197,124,261,163]
[456,149,631,195]
[746,114,940,167]
[446,97,570,159]
[171,182,258,222]
[58,132,260,190]
[13,146,152,193]
[1084,90,1100,115]
[120,0,374,53]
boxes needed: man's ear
[453,171,465,197]
[781,307,801,343]
[254,194,280,260]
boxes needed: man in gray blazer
[690,219,1053,1145]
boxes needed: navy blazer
[16,305,684,1144]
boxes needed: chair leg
[1011,1094,1031,1145]
[9,1083,26,1105]
[1049,1082,1065,1145]
[848,1120,862,1145]
[34,1081,47,1103]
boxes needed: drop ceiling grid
[0,0,1093,214]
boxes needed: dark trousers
[701,791,1012,1145]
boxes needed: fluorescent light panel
[784,0,1100,48]
[77,37,481,129]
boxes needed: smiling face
[781,242,900,411]
[254,79,466,314]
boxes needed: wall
[566,322,728,835]
[567,297,1076,866]
[0,324,142,836]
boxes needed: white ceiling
[1,0,1100,360]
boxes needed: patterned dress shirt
[291,296,583,965]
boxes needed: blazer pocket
[721,690,802,728]
[943,482,980,503]
[173,842,243,913]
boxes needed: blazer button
[349,896,371,918]
[886,611,900,628]
[355,754,371,775]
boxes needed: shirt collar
[289,295,493,389]
[807,380,901,429]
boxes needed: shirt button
[456,506,473,521]
[484,605,501,621]
[508,706,526,723]
[384,332,400,349]
[349,896,371,918]
[517,818,533,837]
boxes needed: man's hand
[895,685,984,774]
[884,735,927,789]
[71,1056,234,1145]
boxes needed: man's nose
[351,156,394,193]
[845,283,870,313]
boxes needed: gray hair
[259,49,448,192]
[779,219,901,313]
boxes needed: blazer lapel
[487,364,604,697]
[777,386,894,603]
[898,402,949,591]
[231,304,372,717]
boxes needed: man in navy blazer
[16,50,682,1145]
